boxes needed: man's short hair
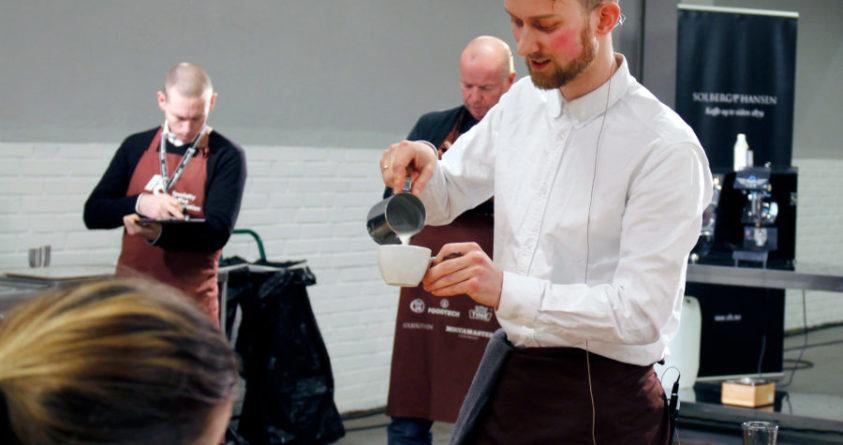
[163,62,213,99]
[583,0,619,10]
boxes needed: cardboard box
[721,379,776,408]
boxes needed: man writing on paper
[84,63,246,323]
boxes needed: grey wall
[2,0,839,158]
[706,0,843,160]
[642,0,842,160]
[1,1,522,148]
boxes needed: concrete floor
[334,324,843,444]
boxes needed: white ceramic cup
[377,244,432,287]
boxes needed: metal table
[681,262,843,443]
[0,265,116,318]
[686,263,843,293]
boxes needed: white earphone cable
[584,73,613,445]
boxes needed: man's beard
[527,24,597,90]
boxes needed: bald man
[384,36,515,445]
[84,63,246,324]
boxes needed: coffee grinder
[732,164,779,268]
[686,166,797,379]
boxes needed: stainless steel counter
[0,265,115,318]
[0,279,51,318]
[686,263,843,292]
[682,263,843,441]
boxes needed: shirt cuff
[146,229,163,246]
[134,194,144,214]
[414,140,438,154]
[496,271,544,327]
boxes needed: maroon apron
[467,347,670,444]
[116,128,221,323]
[386,118,499,423]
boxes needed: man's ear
[157,91,167,111]
[594,2,621,36]
[207,92,218,114]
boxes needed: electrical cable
[659,366,681,445]
[782,392,793,415]
[586,347,597,445]
[781,358,814,372]
[756,332,767,376]
[582,70,613,445]
[669,378,680,445]
[778,289,808,389]
[583,55,613,286]
[755,288,769,377]
[782,319,843,353]
[659,366,680,387]
[783,338,843,352]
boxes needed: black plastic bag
[228,260,345,444]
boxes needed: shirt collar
[547,54,632,122]
[161,122,213,148]
[162,121,186,147]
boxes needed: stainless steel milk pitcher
[366,192,426,245]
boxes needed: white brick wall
[785,159,843,330]
[0,141,400,414]
[0,143,125,268]
[1,141,841,413]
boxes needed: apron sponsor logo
[428,307,460,318]
[439,298,450,309]
[714,313,742,322]
[402,322,434,330]
[144,174,166,194]
[172,191,201,213]
[445,325,494,339]
[142,177,201,212]
[410,298,426,314]
[469,305,493,322]
[172,191,196,202]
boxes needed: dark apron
[456,331,670,445]
[116,127,221,322]
[386,117,499,423]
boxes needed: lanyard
[159,124,207,193]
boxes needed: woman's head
[0,279,238,444]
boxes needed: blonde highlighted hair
[0,279,237,444]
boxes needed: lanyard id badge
[158,124,207,194]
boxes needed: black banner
[676,6,798,170]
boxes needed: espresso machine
[687,166,797,379]
[692,167,797,270]
[732,165,779,268]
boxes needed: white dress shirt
[420,56,713,366]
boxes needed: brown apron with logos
[386,117,499,423]
[465,346,670,444]
[116,128,221,323]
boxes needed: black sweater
[84,127,247,252]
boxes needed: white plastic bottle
[733,133,749,171]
